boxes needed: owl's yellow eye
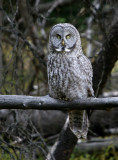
[56,34,61,39]
[66,34,71,39]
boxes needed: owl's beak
[61,40,65,46]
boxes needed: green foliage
[1,145,118,160]
[70,145,118,160]
[0,148,45,160]
[47,1,90,31]
[112,61,118,73]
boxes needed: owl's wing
[78,55,94,97]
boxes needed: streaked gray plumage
[47,23,94,139]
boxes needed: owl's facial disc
[50,26,77,53]
[53,35,76,53]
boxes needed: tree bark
[47,118,77,160]
[92,20,118,96]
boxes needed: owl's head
[49,23,82,55]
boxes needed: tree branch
[0,95,118,110]
[76,138,118,153]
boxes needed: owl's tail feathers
[69,110,89,139]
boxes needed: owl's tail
[69,110,89,139]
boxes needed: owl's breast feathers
[47,54,94,100]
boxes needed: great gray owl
[47,23,94,139]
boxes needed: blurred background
[0,0,118,160]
